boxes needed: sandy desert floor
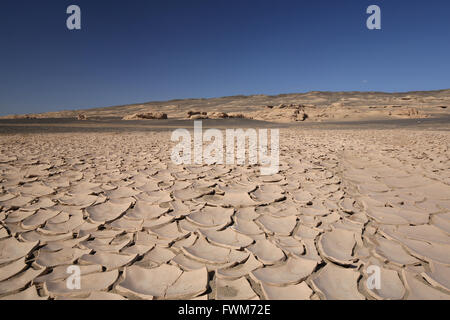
[0,123,449,300]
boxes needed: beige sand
[0,124,449,300]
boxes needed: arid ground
[0,90,449,300]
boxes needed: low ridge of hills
[2,89,450,123]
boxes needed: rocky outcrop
[187,111,207,117]
[122,112,168,120]
[389,107,424,118]
[208,112,229,119]
[187,111,249,120]
[251,104,309,122]
[7,114,39,120]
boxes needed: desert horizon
[2,88,449,124]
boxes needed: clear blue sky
[1,0,449,115]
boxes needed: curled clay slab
[216,254,263,279]
[311,263,364,300]
[255,215,297,236]
[200,228,253,249]
[261,282,313,300]
[215,277,258,300]
[117,264,207,299]
[0,238,39,264]
[182,236,249,265]
[421,262,450,292]
[251,257,317,286]
[0,267,44,295]
[187,206,233,228]
[86,198,133,223]
[36,248,91,268]
[44,270,119,297]
[0,285,48,300]
[318,228,357,265]
[79,252,137,270]
[246,239,285,265]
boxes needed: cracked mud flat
[0,127,449,300]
